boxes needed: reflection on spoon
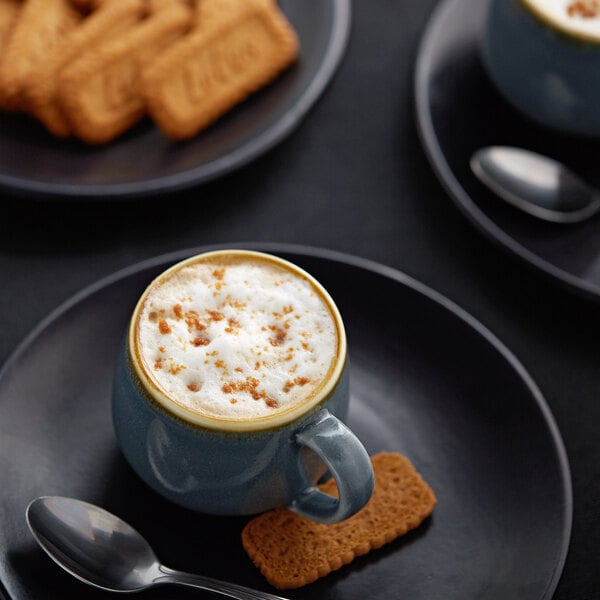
[26,496,288,600]
[470,146,600,224]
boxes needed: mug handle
[291,410,374,524]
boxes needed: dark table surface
[0,1,598,598]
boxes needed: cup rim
[128,249,347,432]
[519,0,600,45]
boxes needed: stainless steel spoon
[470,146,600,223]
[26,496,287,600]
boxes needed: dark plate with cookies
[0,0,351,199]
[0,244,571,599]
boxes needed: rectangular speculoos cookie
[0,0,21,58]
[242,452,437,590]
[0,0,81,111]
[57,1,192,143]
[142,0,299,140]
[25,0,146,137]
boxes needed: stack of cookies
[0,0,299,143]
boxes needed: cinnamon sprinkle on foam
[137,258,337,420]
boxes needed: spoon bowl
[470,146,600,224]
[26,496,288,600]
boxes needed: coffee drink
[483,0,600,136]
[114,250,373,521]
[522,0,600,40]
[133,252,339,421]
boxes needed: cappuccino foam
[523,0,600,40]
[136,256,338,420]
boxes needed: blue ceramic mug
[112,250,374,524]
[482,0,600,137]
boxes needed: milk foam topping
[136,257,338,420]
[523,0,600,40]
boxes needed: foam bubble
[136,257,338,420]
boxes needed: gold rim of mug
[128,249,347,432]
[518,0,600,44]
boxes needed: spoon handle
[155,566,290,600]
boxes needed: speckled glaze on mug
[482,0,600,137]
[111,250,374,524]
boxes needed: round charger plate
[0,0,350,199]
[0,244,571,599]
[415,0,600,302]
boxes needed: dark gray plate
[415,0,600,302]
[0,0,350,199]
[0,244,571,599]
